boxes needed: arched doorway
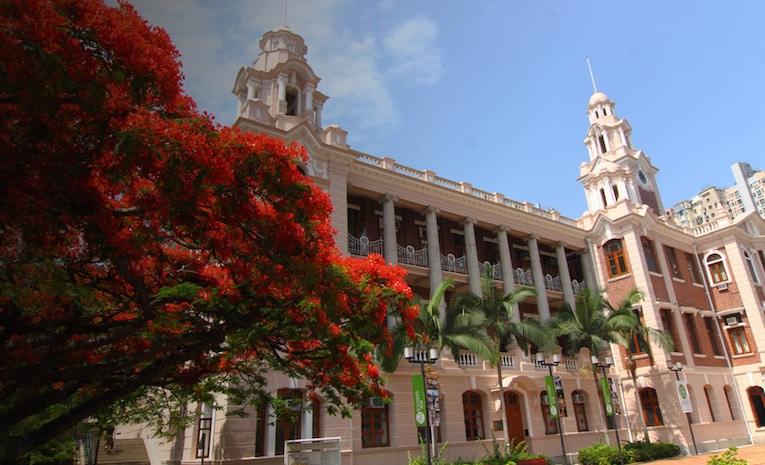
[504,391,525,443]
[747,386,765,427]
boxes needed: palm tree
[379,278,496,373]
[551,288,636,441]
[609,289,674,443]
[452,269,549,447]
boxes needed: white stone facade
[117,27,765,465]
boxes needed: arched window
[600,188,608,208]
[572,390,588,432]
[686,385,700,424]
[639,388,663,426]
[724,385,737,420]
[255,404,267,457]
[744,249,760,284]
[598,134,607,153]
[747,386,765,428]
[462,391,485,440]
[604,239,629,277]
[361,395,389,448]
[612,184,620,201]
[705,253,729,284]
[540,392,559,434]
[704,385,717,422]
[275,389,303,455]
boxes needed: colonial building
[113,27,765,465]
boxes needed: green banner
[600,377,615,416]
[544,375,559,419]
[412,375,427,427]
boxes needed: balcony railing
[500,353,515,369]
[514,267,533,286]
[483,261,503,280]
[571,279,588,294]
[441,253,467,274]
[397,244,428,267]
[544,274,562,292]
[347,234,383,257]
[457,352,479,367]
[562,358,578,372]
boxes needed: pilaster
[382,194,398,265]
[498,227,520,322]
[528,235,550,320]
[464,218,481,296]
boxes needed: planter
[517,458,546,465]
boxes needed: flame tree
[0,0,416,460]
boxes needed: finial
[586,57,598,93]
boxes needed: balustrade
[482,261,503,280]
[544,273,562,291]
[440,253,467,274]
[562,358,578,372]
[347,234,384,257]
[571,279,588,294]
[397,244,428,267]
[513,267,534,286]
[457,352,479,367]
[500,353,515,369]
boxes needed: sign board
[600,377,615,417]
[545,375,559,419]
[554,375,567,417]
[412,375,427,427]
[285,437,341,465]
[607,377,621,414]
[676,380,693,413]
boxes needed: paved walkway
[648,444,765,465]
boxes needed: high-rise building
[111,28,765,465]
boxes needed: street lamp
[667,360,698,455]
[405,346,439,465]
[592,355,624,465]
[536,352,569,465]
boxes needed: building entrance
[504,391,525,443]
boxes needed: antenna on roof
[283,0,288,26]
[586,57,598,93]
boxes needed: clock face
[638,170,648,185]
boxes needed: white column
[425,207,444,322]
[605,180,617,204]
[328,165,348,254]
[246,79,257,100]
[556,243,575,308]
[265,404,276,456]
[382,194,398,265]
[528,235,550,320]
[581,248,597,290]
[464,218,482,296]
[277,75,287,101]
[304,84,314,111]
[498,227,519,322]
[314,102,323,127]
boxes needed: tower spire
[586,57,597,93]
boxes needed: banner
[426,377,441,427]
[554,375,567,417]
[411,375,427,427]
[600,377,615,416]
[545,375,559,419]
[676,380,693,413]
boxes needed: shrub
[707,448,748,465]
[624,441,681,462]
[578,444,630,465]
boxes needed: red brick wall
[638,187,661,213]
[729,317,761,366]
[672,252,711,309]
[689,313,727,368]
[596,241,637,304]
[708,278,744,310]
[650,275,669,303]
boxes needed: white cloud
[384,17,443,85]
[128,1,440,137]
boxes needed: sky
[130,0,765,218]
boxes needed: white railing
[544,274,562,291]
[347,234,384,257]
[500,353,515,369]
[354,153,579,227]
[562,358,578,372]
[409,349,430,363]
[571,279,588,294]
[514,267,533,286]
[531,359,547,370]
[457,352,479,367]
[397,244,428,267]
[441,253,467,274]
[691,220,721,236]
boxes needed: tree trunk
[591,364,611,444]
[495,352,510,448]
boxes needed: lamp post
[536,352,569,465]
[405,346,439,465]
[592,355,624,465]
[667,361,698,455]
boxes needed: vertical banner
[412,375,427,427]
[600,377,615,416]
[676,380,693,413]
[545,375,559,419]
[554,375,567,417]
[426,376,441,427]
